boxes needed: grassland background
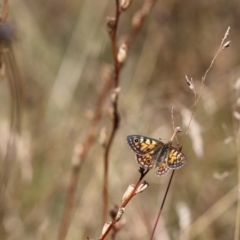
[0,0,239,239]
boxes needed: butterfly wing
[127,135,186,174]
[126,135,164,155]
[135,154,154,169]
[167,147,187,169]
[155,157,169,176]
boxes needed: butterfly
[126,135,186,176]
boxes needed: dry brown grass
[0,0,239,240]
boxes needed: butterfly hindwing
[155,157,169,176]
[126,135,164,155]
[135,154,154,169]
[167,147,187,169]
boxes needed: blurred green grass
[0,0,239,239]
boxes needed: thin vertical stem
[150,171,175,240]
[149,27,231,240]
[99,169,150,240]
[102,0,121,224]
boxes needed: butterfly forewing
[167,147,187,169]
[126,135,164,156]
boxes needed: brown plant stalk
[126,0,156,49]
[102,0,157,223]
[103,0,121,224]
[0,0,22,133]
[1,0,8,22]
[57,75,113,240]
[232,81,240,240]
[0,1,24,236]
[58,0,158,238]
[98,168,150,240]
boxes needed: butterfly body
[152,143,170,168]
[126,135,186,176]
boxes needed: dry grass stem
[102,0,157,224]
[126,0,156,48]
[150,27,231,239]
[233,86,240,240]
[182,26,231,147]
[95,169,150,240]
[57,76,112,240]
[103,0,121,224]
[58,0,159,237]
[1,0,8,23]
[150,127,182,240]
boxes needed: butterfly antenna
[158,138,167,141]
